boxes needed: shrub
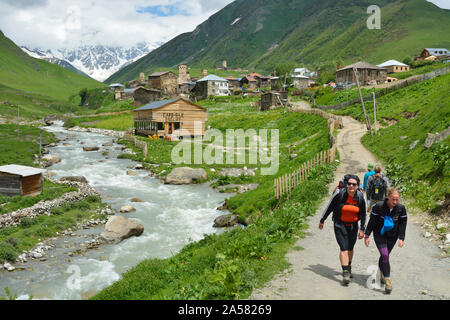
[0,242,17,262]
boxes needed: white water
[0,124,230,300]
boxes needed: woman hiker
[319,175,366,285]
[364,187,407,294]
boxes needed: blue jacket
[363,170,375,191]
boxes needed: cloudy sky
[0,0,448,50]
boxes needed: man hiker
[362,163,375,193]
[319,175,366,285]
[366,165,390,212]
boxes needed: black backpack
[368,176,386,200]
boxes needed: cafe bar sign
[163,113,184,122]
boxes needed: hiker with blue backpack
[364,187,407,294]
[319,174,366,285]
[366,165,390,212]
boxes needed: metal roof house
[0,165,46,197]
[194,75,230,99]
[377,60,410,73]
[336,61,387,85]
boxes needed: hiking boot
[385,278,392,294]
[379,270,385,285]
[349,266,353,278]
[342,271,350,285]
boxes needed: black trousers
[334,222,358,252]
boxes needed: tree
[79,88,88,106]
[275,62,295,88]
[403,57,412,66]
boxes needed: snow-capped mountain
[21,43,160,82]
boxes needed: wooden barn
[133,97,207,138]
[0,165,46,197]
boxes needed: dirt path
[250,116,450,300]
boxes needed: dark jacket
[320,188,366,231]
[364,199,408,240]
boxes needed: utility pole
[17,105,20,137]
[373,92,377,134]
[39,128,42,168]
[353,67,372,135]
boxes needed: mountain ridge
[106,0,450,84]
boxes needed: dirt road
[250,115,450,300]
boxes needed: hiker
[362,163,375,193]
[366,165,390,212]
[319,175,366,285]
[364,187,407,294]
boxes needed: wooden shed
[0,165,46,197]
[133,97,207,137]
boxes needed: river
[0,123,230,300]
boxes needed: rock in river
[120,205,136,213]
[164,167,207,185]
[213,214,239,228]
[100,216,144,243]
[83,146,100,152]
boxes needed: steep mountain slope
[0,30,102,101]
[106,0,450,84]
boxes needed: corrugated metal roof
[338,61,386,71]
[109,83,124,87]
[133,98,181,112]
[0,165,46,177]
[124,88,137,93]
[197,74,228,82]
[377,60,408,67]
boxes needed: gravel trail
[250,116,450,300]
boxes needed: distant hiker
[366,165,390,212]
[362,163,375,192]
[319,175,366,285]
[364,187,407,294]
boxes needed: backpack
[333,174,360,195]
[368,176,386,201]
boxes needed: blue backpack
[380,215,394,236]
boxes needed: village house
[259,92,287,111]
[292,75,316,89]
[133,97,207,138]
[251,73,272,88]
[239,75,258,89]
[336,61,387,86]
[147,71,178,97]
[193,74,229,100]
[418,48,450,60]
[133,87,162,106]
[0,165,46,197]
[225,76,241,90]
[377,60,410,73]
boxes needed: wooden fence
[274,146,336,199]
[123,132,148,157]
[274,110,341,199]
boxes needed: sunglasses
[347,182,358,187]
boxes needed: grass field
[330,72,450,213]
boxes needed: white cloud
[0,0,234,49]
[428,0,450,9]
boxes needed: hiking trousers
[374,234,397,278]
[334,222,358,252]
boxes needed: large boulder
[213,214,239,228]
[100,216,144,243]
[60,176,88,183]
[83,146,100,152]
[164,167,207,185]
[120,205,136,213]
[42,154,61,167]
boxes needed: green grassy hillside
[331,72,449,213]
[106,0,450,83]
[0,30,102,101]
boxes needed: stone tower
[202,69,208,77]
[222,60,227,69]
[178,64,190,83]
[139,72,145,83]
